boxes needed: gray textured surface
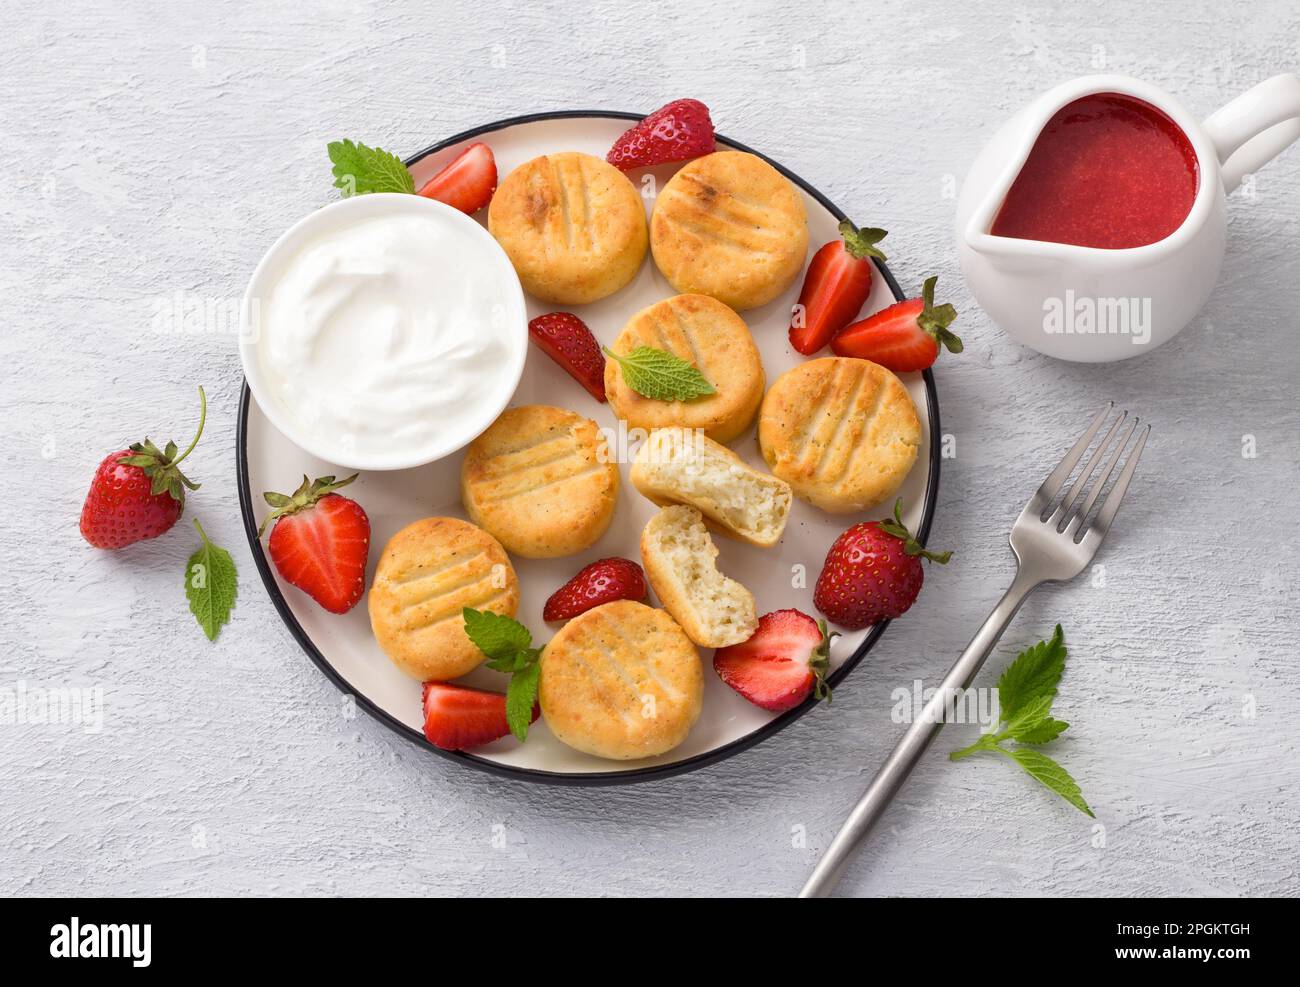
[2,0,1298,898]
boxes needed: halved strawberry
[789,220,887,355]
[543,557,647,621]
[260,474,370,614]
[606,99,716,171]
[417,142,497,214]
[528,311,606,402]
[421,682,539,751]
[713,609,834,712]
[830,275,962,372]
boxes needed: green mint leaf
[484,645,540,674]
[950,626,1090,817]
[602,345,716,402]
[995,624,1066,722]
[185,520,237,642]
[327,139,415,196]
[505,661,541,742]
[462,607,533,663]
[1001,747,1094,817]
[1001,692,1054,740]
[1014,717,1070,745]
[463,608,544,743]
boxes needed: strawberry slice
[789,220,887,355]
[713,609,834,712]
[830,275,962,372]
[260,474,370,614]
[543,557,647,622]
[606,99,716,171]
[528,312,607,402]
[422,682,539,751]
[417,142,497,214]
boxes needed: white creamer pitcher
[956,73,1300,362]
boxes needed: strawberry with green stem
[788,220,888,355]
[260,474,370,615]
[814,499,952,630]
[714,609,837,712]
[80,386,207,549]
[831,275,962,372]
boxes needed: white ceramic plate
[237,111,940,784]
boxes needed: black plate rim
[235,108,942,786]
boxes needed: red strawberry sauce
[990,93,1199,249]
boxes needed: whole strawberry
[80,386,207,549]
[606,98,716,171]
[814,500,951,630]
[543,557,647,621]
[261,474,370,614]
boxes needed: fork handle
[798,568,1042,898]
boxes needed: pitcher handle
[1203,73,1300,193]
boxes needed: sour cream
[244,194,527,470]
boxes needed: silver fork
[799,403,1149,898]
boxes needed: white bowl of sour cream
[240,193,528,471]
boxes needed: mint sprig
[327,139,415,196]
[462,608,542,742]
[949,625,1093,817]
[602,345,716,402]
[185,518,238,642]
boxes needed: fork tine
[1076,415,1138,522]
[1058,409,1127,519]
[1091,423,1150,538]
[1036,402,1113,505]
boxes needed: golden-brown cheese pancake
[650,151,808,310]
[368,517,518,681]
[539,600,703,760]
[461,404,619,558]
[604,293,764,444]
[758,357,920,513]
[488,151,647,304]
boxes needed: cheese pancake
[630,427,792,547]
[488,152,648,304]
[758,357,920,513]
[639,505,757,648]
[461,404,619,558]
[604,293,764,443]
[368,517,518,681]
[650,151,808,310]
[539,600,703,760]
